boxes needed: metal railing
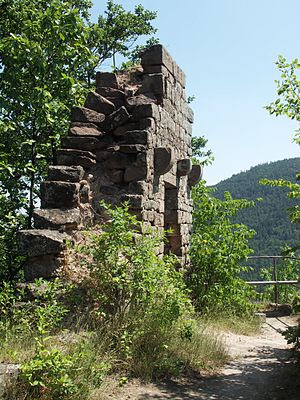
[245,255,300,305]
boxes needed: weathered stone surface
[125,94,157,110]
[33,208,81,230]
[96,72,119,88]
[185,104,194,123]
[0,364,19,398]
[124,130,149,145]
[177,159,192,176]
[107,144,146,153]
[101,106,130,132]
[138,74,164,96]
[80,182,91,203]
[41,181,80,208]
[120,194,143,209]
[57,149,96,168]
[48,165,84,182]
[131,103,159,121]
[141,45,186,88]
[18,229,69,257]
[124,165,147,182]
[113,122,140,136]
[96,87,125,109]
[110,169,124,183]
[71,106,105,124]
[188,164,203,186]
[141,44,174,73]
[154,147,175,175]
[164,172,177,189]
[61,136,101,151]
[96,150,110,162]
[165,209,179,224]
[103,152,135,169]
[18,44,195,277]
[165,189,178,210]
[84,91,116,115]
[139,117,156,132]
[24,254,64,281]
[128,181,148,195]
[69,124,103,137]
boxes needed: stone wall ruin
[18,44,202,280]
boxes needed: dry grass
[201,313,262,336]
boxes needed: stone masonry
[18,44,202,281]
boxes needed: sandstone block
[33,208,81,230]
[121,194,143,209]
[79,183,91,203]
[188,164,203,186]
[18,229,69,257]
[154,147,175,175]
[96,87,125,109]
[125,94,157,110]
[61,136,100,151]
[124,165,147,182]
[71,106,105,124]
[69,124,103,137]
[141,44,174,75]
[131,103,159,121]
[113,122,140,136]
[57,149,96,168]
[24,254,64,281]
[41,181,80,208]
[101,106,130,132]
[110,169,124,183]
[103,152,135,169]
[107,144,146,153]
[96,150,110,162]
[96,72,119,88]
[139,117,156,132]
[138,73,164,96]
[177,159,192,176]
[84,91,116,115]
[0,364,19,398]
[125,130,149,145]
[48,165,84,182]
[185,104,194,123]
[128,181,148,195]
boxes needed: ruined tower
[18,45,202,280]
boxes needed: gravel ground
[104,315,300,400]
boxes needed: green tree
[0,0,157,280]
[266,55,300,143]
[188,182,256,314]
[264,54,300,347]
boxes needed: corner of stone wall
[18,44,203,280]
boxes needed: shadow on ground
[134,318,300,400]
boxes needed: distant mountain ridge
[213,158,300,258]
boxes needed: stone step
[33,208,81,230]
[48,165,84,182]
[18,229,70,258]
[41,181,80,209]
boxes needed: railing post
[273,257,279,307]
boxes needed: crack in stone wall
[18,44,202,280]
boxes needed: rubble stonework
[18,44,202,280]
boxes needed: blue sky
[91,1,300,184]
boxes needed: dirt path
[108,315,300,400]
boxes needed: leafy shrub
[189,182,256,315]
[68,202,195,378]
[0,279,69,339]
[20,342,78,399]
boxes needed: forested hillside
[213,158,300,257]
